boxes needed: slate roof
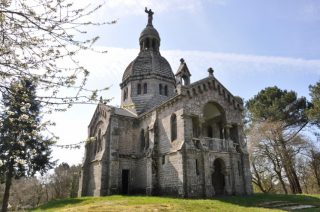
[122,50,175,82]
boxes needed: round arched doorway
[212,158,225,195]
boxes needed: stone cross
[145,7,154,26]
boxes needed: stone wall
[121,78,176,114]
[156,104,184,154]
[157,151,184,196]
[79,104,110,196]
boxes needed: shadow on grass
[34,198,88,210]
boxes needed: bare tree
[0,0,113,112]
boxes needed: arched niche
[202,102,226,139]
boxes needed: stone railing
[192,137,235,152]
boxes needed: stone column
[146,158,152,195]
[224,124,232,151]
[203,154,214,198]
[224,125,230,140]
[223,167,232,195]
[199,117,205,138]
[148,111,157,194]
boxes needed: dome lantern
[139,8,160,52]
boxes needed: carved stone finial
[99,96,103,103]
[208,67,214,77]
[145,7,154,26]
[180,58,185,64]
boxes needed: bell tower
[120,8,176,114]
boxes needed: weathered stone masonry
[78,8,253,198]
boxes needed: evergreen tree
[308,81,320,126]
[0,78,55,212]
[246,86,310,194]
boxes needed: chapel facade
[78,9,253,198]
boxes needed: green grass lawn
[31,194,320,212]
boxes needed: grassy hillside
[31,194,320,212]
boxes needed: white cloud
[103,0,201,16]
[77,0,228,20]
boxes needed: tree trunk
[274,169,288,194]
[278,140,302,194]
[251,161,269,193]
[310,150,320,192]
[1,165,13,212]
[274,161,288,194]
[264,145,288,194]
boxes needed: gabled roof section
[88,104,137,128]
[114,107,137,118]
[175,58,191,77]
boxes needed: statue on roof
[145,7,154,26]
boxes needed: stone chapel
[78,8,253,198]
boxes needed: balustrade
[192,137,235,152]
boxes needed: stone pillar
[149,111,158,194]
[229,153,236,194]
[224,167,232,195]
[224,124,232,151]
[242,154,253,194]
[203,153,214,198]
[146,158,152,195]
[199,117,205,138]
[224,125,231,140]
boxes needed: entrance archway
[212,158,225,195]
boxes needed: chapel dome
[122,51,175,83]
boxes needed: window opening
[143,83,147,94]
[137,84,141,95]
[159,84,163,95]
[171,114,177,141]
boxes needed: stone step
[282,205,317,211]
[259,201,317,211]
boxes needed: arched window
[143,83,147,94]
[164,85,168,96]
[97,128,102,152]
[152,39,156,49]
[159,84,163,95]
[207,126,213,138]
[145,127,149,149]
[238,161,242,176]
[171,114,177,141]
[137,84,141,95]
[123,88,128,101]
[93,140,97,155]
[195,159,200,175]
[140,129,145,151]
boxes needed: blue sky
[52,0,320,165]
